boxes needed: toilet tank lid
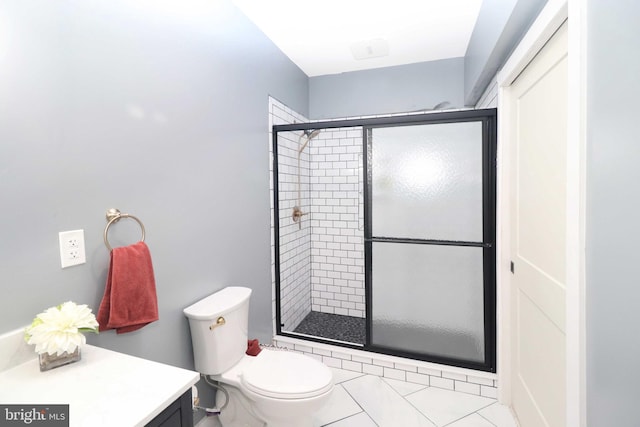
[183,287,252,320]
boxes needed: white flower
[24,301,99,356]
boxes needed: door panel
[510,21,568,427]
[517,259,566,332]
[515,290,566,426]
[516,52,568,285]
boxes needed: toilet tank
[183,287,252,375]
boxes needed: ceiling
[232,0,483,77]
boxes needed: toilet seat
[241,350,333,399]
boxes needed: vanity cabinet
[146,389,193,427]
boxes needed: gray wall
[309,58,464,120]
[464,0,547,106]
[586,1,640,425]
[0,0,307,371]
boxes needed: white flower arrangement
[24,301,99,356]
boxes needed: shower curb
[273,335,498,399]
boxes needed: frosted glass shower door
[366,119,495,370]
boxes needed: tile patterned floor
[312,368,518,427]
[198,367,518,427]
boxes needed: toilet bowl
[184,287,334,427]
[216,349,333,427]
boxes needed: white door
[509,21,568,427]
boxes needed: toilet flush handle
[209,316,226,331]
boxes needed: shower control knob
[292,206,308,229]
[292,206,308,222]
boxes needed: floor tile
[195,367,518,427]
[477,402,519,427]
[331,367,365,384]
[405,386,495,427]
[343,375,436,427]
[323,412,378,427]
[383,377,428,396]
[313,384,363,427]
[447,413,496,427]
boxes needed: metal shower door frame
[272,108,497,373]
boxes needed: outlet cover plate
[59,229,86,268]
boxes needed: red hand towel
[97,241,159,334]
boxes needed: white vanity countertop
[0,344,199,427]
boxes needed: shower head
[304,129,321,139]
[298,129,321,153]
[432,101,452,110]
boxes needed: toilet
[183,287,334,427]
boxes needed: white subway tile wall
[309,128,365,317]
[269,98,366,327]
[269,98,311,331]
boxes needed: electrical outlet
[59,229,86,268]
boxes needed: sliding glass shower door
[273,109,496,372]
[365,118,495,371]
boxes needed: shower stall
[272,109,497,372]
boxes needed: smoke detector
[350,38,390,60]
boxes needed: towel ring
[103,208,146,251]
